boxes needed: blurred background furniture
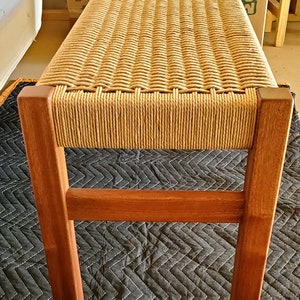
[266,0,300,46]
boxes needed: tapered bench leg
[18,86,84,300]
[231,88,293,299]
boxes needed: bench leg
[231,88,293,299]
[18,86,84,299]
[18,87,293,299]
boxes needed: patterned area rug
[0,82,299,299]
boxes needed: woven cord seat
[37,0,277,149]
[18,0,293,299]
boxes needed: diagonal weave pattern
[36,0,277,150]
[1,82,299,299]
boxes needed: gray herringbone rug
[1,82,299,299]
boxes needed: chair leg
[18,86,293,299]
[275,0,291,46]
[18,86,84,299]
[231,88,293,299]
[265,10,275,33]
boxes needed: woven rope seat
[37,0,277,149]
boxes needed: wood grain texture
[18,86,84,300]
[67,189,245,222]
[231,88,293,299]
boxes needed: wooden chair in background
[266,0,300,46]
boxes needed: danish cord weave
[37,0,277,149]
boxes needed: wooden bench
[18,0,293,298]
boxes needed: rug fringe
[0,78,37,107]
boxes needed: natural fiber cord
[52,86,258,149]
[37,0,277,149]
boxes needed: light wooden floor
[7,19,300,111]
[264,21,300,111]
